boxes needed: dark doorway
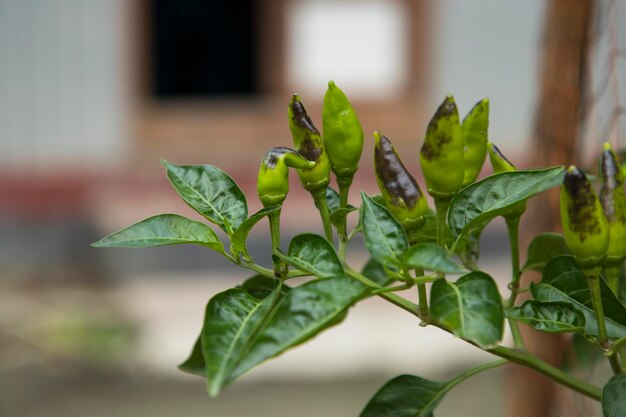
[151,0,258,98]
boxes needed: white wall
[0,0,127,168]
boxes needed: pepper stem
[603,264,622,297]
[415,268,429,324]
[268,209,287,278]
[434,198,451,248]
[312,190,334,243]
[584,266,608,347]
[337,175,353,259]
[505,214,522,308]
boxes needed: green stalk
[337,176,353,259]
[415,268,429,322]
[345,267,418,315]
[488,346,602,400]
[504,214,524,348]
[585,267,608,347]
[268,209,288,278]
[604,264,621,296]
[313,190,334,243]
[434,198,451,248]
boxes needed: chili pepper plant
[94,83,626,415]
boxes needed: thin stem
[434,198,451,248]
[345,267,419,315]
[415,268,429,322]
[608,334,626,355]
[370,283,412,295]
[268,210,287,278]
[585,267,608,347]
[488,346,602,401]
[446,360,507,389]
[505,214,522,308]
[312,190,334,243]
[603,264,621,296]
[337,177,352,260]
[508,318,524,348]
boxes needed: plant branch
[312,190,334,243]
[345,267,418,315]
[337,176,353,260]
[488,346,602,401]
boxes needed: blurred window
[151,0,258,97]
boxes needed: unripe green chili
[560,165,610,268]
[373,131,428,235]
[257,147,315,207]
[599,142,626,293]
[288,94,332,194]
[487,142,517,173]
[420,95,465,201]
[462,98,489,186]
[322,81,364,183]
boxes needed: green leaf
[276,233,344,278]
[229,276,366,382]
[360,375,446,417]
[603,373,626,417]
[522,232,571,272]
[402,243,467,274]
[91,214,223,252]
[201,285,282,397]
[430,272,504,348]
[162,160,248,234]
[231,206,281,259]
[532,256,626,338]
[325,187,357,228]
[507,300,585,333]
[361,258,393,286]
[360,192,409,267]
[448,167,565,243]
[178,336,205,377]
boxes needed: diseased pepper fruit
[420,95,465,200]
[374,131,428,234]
[288,94,332,193]
[599,143,626,290]
[487,142,517,173]
[257,147,315,207]
[323,81,364,185]
[560,165,610,268]
[462,98,489,186]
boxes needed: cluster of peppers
[256,83,519,267]
[560,144,626,349]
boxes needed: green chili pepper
[257,147,315,207]
[322,81,364,184]
[374,131,428,233]
[599,143,626,290]
[288,94,332,193]
[487,142,516,173]
[560,165,610,268]
[462,98,489,186]
[420,95,464,200]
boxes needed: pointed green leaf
[361,258,393,286]
[430,272,504,348]
[201,285,282,397]
[325,187,341,213]
[229,276,366,382]
[325,187,357,228]
[276,233,344,278]
[603,373,626,417]
[448,167,565,243]
[360,375,446,417]
[360,361,503,417]
[91,214,223,252]
[231,206,281,258]
[178,336,205,377]
[162,160,247,234]
[402,243,467,274]
[532,256,626,338]
[522,232,571,272]
[360,192,409,267]
[507,300,585,333]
